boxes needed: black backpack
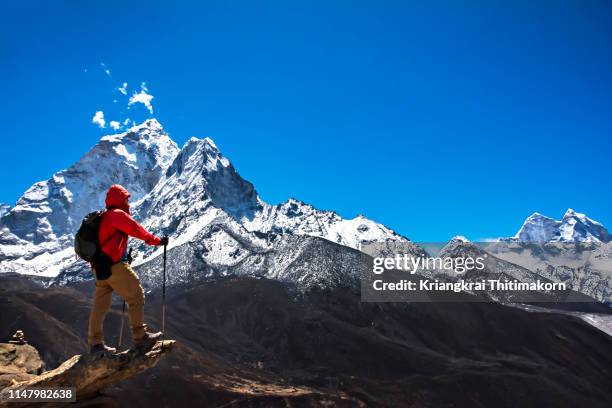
[75,211,106,261]
[74,210,115,280]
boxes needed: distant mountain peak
[525,212,555,221]
[439,236,482,259]
[564,208,576,217]
[0,120,180,276]
[183,135,219,149]
[513,209,610,244]
[562,208,603,226]
[101,118,164,141]
[133,117,163,131]
[286,197,304,204]
[202,136,219,149]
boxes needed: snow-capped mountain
[473,210,612,301]
[482,239,612,302]
[435,239,599,302]
[0,119,179,277]
[513,209,611,244]
[438,239,546,286]
[558,209,611,243]
[244,199,407,249]
[0,119,411,286]
[449,235,469,243]
[126,131,413,280]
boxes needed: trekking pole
[118,300,126,350]
[161,241,167,349]
[118,247,132,350]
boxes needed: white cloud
[100,62,111,76]
[123,118,131,125]
[109,121,121,130]
[91,111,106,128]
[118,82,128,95]
[128,82,154,114]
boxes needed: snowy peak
[158,135,260,220]
[3,122,178,235]
[128,133,266,264]
[100,119,177,174]
[276,198,341,225]
[243,197,407,250]
[0,203,9,218]
[133,118,163,132]
[513,209,610,244]
[558,209,610,243]
[514,213,561,243]
[0,120,180,276]
[562,208,601,226]
[167,136,230,177]
[438,237,484,261]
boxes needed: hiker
[88,184,168,354]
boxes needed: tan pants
[88,262,146,346]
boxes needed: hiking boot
[90,343,117,355]
[134,331,162,350]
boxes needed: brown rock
[0,343,45,388]
[0,341,174,407]
[0,367,36,389]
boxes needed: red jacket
[99,185,162,263]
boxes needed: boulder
[0,343,44,388]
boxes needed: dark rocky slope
[1,274,611,407]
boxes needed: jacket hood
[105,184,130,212]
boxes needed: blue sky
[1,1,611,241]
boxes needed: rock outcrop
[0,340,174,407]
[0,342,45,389]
